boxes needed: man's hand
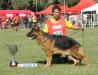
[72,25,82,30]
[81,28,84,31]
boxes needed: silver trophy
[7,44,20,67]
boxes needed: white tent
[81,3,98,14]
[81,3,98,28]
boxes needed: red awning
[0,10,32,14]
[0,10,33,17]
[67,0,96,13]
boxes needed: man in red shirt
[12,14,20,31]
[43,5,82,35]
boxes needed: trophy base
[10,61,18,67]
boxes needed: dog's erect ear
[34,24,39,31]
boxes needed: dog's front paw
[44,64,51,68]
[70,64,76,67]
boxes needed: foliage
[0,0,97,11]
[11,0,30,9]
[95,0,98,2]
[59,0,80,7]
[0,0,10,9]
[32,0,49,12]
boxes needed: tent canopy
[0,10,32,14]
[0,10,32,17]
[81,3,98,14]
[68,0,96,13]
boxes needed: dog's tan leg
[44,50,52,67]
[77,48,89,66]
[71,45,89,66]
[68,56,80,66]
[82,56,89,66]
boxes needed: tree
[30,0,81,12]
[0,0,4,9]
[0,0,10,9]
[11,0,30,9]
[30,0,49,12]
[0,0,97,10]
[95,0,98,2]
[59,0,80,7]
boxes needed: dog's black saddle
[53,35,81,50]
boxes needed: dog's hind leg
[68,55,80,66]
[81,56,89,66]
[71,45,89,66]
[77,47,89,66]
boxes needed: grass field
[0,28,98,75]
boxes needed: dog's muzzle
[26,32,36,40]
[30,36,36,40]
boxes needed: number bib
[53,31,62,35]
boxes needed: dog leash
[68,30,80,36]
[81,28,86,54]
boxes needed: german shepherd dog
[26,25,89,67]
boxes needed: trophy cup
[8,44,19,67]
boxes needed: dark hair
[52,4,61,12]
[16,14,19,16]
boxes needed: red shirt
[14,16,20,24]
[45,17,67,35]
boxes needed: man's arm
[72,25,82,30]
[65,20,82,30]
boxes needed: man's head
[52,5,61,20]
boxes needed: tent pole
[80,11,86,55]
[36,0,38,12]
[80,11,83,28]
[64,0,65,14]
[63,0,66,18]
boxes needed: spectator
[32,13,37,25]
[28,14,33,29]
[12,14,20,31]
[24,16,28,29]
[6,18,12,29]
[1,16,6,29]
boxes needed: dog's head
[26,25,39,40]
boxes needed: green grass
[0,28,98,75]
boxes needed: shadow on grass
[36,54,74,65]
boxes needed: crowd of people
[0,13,37,31]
